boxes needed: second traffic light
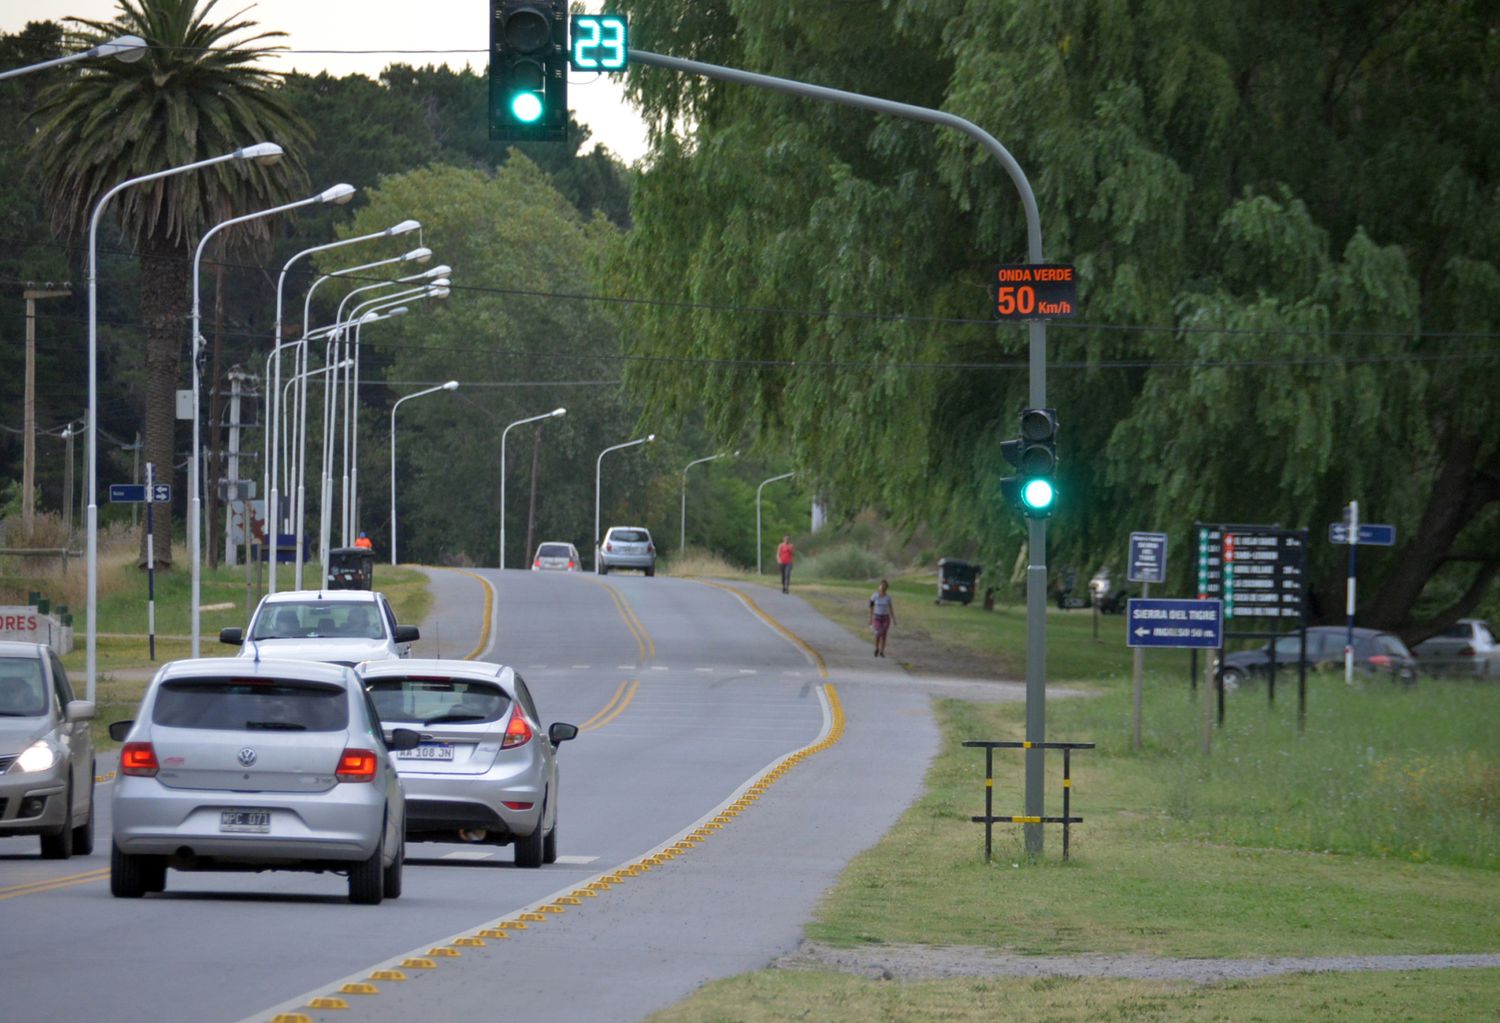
[1000,408,1058,518]
[490,0,568,142]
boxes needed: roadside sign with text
[1328,522,1396,546]
[992,263,1077,320]
[109,483,171,503]
[1196,524,1307,620]
[1128,531,1168,584]
[1127,598,1223,649]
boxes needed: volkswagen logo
[237,747,258,767]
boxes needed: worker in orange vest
[354,532,374,551]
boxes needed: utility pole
[224,367,250,566]
[22,285,71,533]
[61,423,76,539]
[525,424,544,570]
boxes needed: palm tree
[28,0,309,567]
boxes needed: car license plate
[220,809,270,833]
[398,744,455,761]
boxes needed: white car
[532,541,581,572]
[598,526,656,576]
[1413,619,1497,678]
[221,590,418,666]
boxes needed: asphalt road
[0,569,938,1023]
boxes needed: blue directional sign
[108,483,171,503]
[1128,531,1168,584]
[1126,598,1223,649]
[1328,523,1396,546]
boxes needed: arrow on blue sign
[1328,523,1396,546]
[1126,598,1223,649]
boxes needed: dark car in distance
[1217,626,1418,688]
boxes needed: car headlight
[14,740,59,773]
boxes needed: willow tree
[611,0,1498,637]
[29,0,308,566]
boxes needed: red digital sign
[993,263,1077,321]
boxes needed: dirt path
[775,940,1500,983]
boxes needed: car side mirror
[65,700,96,723]
[108,720,134,742]
[393,625,420,643]
[548,722,579,746]
[386,727,421,751]
[220,627,244,646]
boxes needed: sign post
[110,471,173,659]
[1329,502,1396,686]
[1126,532,1168,751]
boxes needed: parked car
[360,659,576,867]
[532,541,581,572]
[598,526,656,576]
[220,590,418,666]
[108,657,420,903]
[1216,626,1418,688]
[1412,619,1497,678]
[0,641,95,859]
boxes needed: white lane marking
[440,850,495,861]
[571,664,591,669]
[617,664,635,670]
[239,687,837,1023]
[650,666,670,671]
[553,855,598,865]
[695,667,713,673]
[739,669,757,674]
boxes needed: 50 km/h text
[992,263,1078,321]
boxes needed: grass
[647,968,1500,1023]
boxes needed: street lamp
[756,472,796,576]
[681,450,739,553]
[189,182,355,655]
[266,218,421,594]
[594,434,656,572]
[390,382,459,566]
[0,34,146,80]
[85,140,284,703]
[499,408,566,569]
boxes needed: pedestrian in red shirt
[777,535,795,594]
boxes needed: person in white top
[868,578,895,658]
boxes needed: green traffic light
[1021,478,1055,511]
[511,91,543,123]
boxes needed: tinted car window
[152,680,349,731]
[538,544,573,558]
[609,529,649,543]
[1439,624,1472,639]
[0,658,48,716]
[513,675,541,723]
[251,602,384,640]
[367,677,512,725]
[1376,635,1412,657]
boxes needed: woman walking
[869,579,895,657]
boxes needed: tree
[28,0,309,567]
[610,0,1498,638]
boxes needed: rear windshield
[609,529,649,543]
[153,680,349,731]
[1439,624,1473,639]
[251,601,384,641]
[367,677,512,725]
[537,544,573,558]
[0,658,48,717]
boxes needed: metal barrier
[964,740,1095,861]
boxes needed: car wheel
[383,830,405,900]
[1220,667,1246,691]
[599,562,609,575]
[645,565,655,577]
[110,841,161,898]
[543,820,558,865]
[514,802,546,869]
[39,793,74,860]
[349,830,386,905]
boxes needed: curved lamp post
[189,182,355,654]
[499,407,566,569]
[0,34,146,80]
[390,382,459,566]
[84,140,284,703]
[756,472,796,576]
[594,434,655,572]
[680,450,739,553]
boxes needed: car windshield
[367,677,511,725]
[538,544,572,558]
[152,679,348,731]
[1439,624,1473,639]
[610,529,648,543]
[251,601,384,641]
[0,658,47,717]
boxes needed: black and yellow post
[964,740,1095,862]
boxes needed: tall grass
[664,546,747,578]
[800,542,893,581]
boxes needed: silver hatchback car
[221,590,419,667]
[0,642,95,859]
[360,659,576,867]
[109,658,420,903]
[598,526,656,576]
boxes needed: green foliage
[800,542,892,582]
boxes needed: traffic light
[489,1,568,142]
[1000,408,1058,518]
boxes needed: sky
[1,0,652,163]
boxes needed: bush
[665,546,746,578]
[801,542,892,581]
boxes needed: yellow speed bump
[339,983,379,995]
[571,889,597,898]
[539,904,565,914]
[478,928,512,939]
[452,936,485,946]
[307,997,349,1009]
[519,912,546,922]
[272,1015,313,1023]
[554,896,582,906]
[402,958,437,969]
[601,873,626,883]
[370,970,406,981]
[427,947,461,957]
[496,920,528,930]
[587,881,612,891]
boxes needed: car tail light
[501,710,533,749]
[502,801,534,810]
[567,560,575,569]
[605,542,613,552]
[336,748,379,782]
[647,543,655,553]
[1458,645,1475,657]
[120,742,159,777]
[1367,655,1392,668]
[533,558,541,568]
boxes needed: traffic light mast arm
[628,45,1052,855]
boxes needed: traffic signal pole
[630,49,1052,855]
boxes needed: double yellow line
[0,866,109,901]
[695,579,828,678]
[578,678,640,733]
[588,578,655,664]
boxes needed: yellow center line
[446,569,495,662]
[585,577,654,664]
[576,679,631,731]
[694,579,829,678]
[0,867,110,901]
[579,679,639,733]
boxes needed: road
[0,569,940,1023]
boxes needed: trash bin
[936,558,981,606]
[326,547,375,591]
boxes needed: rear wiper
[244,721,308,730]
[422,714,487,725]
